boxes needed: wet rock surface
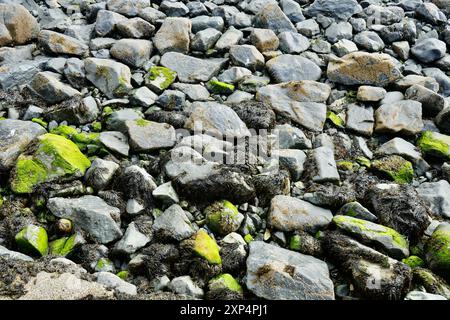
[0,0,449,301]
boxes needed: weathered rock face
[0,4,40,46]
[153,17,191,55]
[327,52,401,87]
[126,119,176,152]
[374,100,423,135]
[306,0,363,20]
[246,241,335,300]
[0,120,46,171]
[266,55,322,83]
[322,232,412,300]
[38,31,89,57]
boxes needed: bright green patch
[207,79,235,95]
[95,257,114,272]
[417,131,450,159]
[244,234,253,243]
[117,271,129,280]
[135,118,150,127]
[426,228,450,272]
[49,234,76,256]
[147,66,176,91]
[205,200,241,236]
[50,125,78,138]
[372,155,414,184]
[333,215,409,249]
[31,118,48,128]
[15,225,48,257]
[193,229,222,265]
[402,255,425,268]
[289,234,301,251]
[10,157,48,193]
[327,111,345,128]
[356,156,371,168]
[337,161,354,171]
[210,274,242,293]
[103,106,113,116]
[92,121,102,132]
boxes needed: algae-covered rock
[10,133,91,194]
[417,131,450,159]
[371,155,414,184]
[412,267,450,299]
[337,201,378,222]
[15,225,48,257]
[402,255,425,269]
[49,234,79,257]
[206,79,235,95]
[425,223,450,281]
[192,229,222,265]
[332,215,409,259]
[95,257,115,272]
[205,200,244,236]
[145,66,177,93]
[206,273,243,300]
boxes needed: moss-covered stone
[117,270,129,280]
[31,118,48,128]
[205,200,243,236]
[327,111,345,128]
[92,121,102,132]
[10,134,91,193]
[337,161,355,171]
[371,155,414,184]
[15,225,48,257]
[193,229,222,265]
[49,234,77,256]
[95,257,115,272]
[209,273,242,293]
[417,131,450,159]
[289,234,301,251]
[206,79,235,95]
[402,255,425,268]
[146,66,176,92]
[356,156,371,168]
[244,234,253,243]
[425,224,450,280]
[50,125,78,138]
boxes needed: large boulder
[0,4,39,46]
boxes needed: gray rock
[0,44,34,64]
[99,131,130,156]
[246,241,335,300]
[38,30,88,57]
[215,26,243,51]
[160,52,228,83]
[95,272,137,295]
[160,0,189,17]
[191,15,224,33]
[250,28,279,52]
[416,2,446,25]
[405,84,446,117]
[85,158,120,191]
[0,119,46,171]
[130,86,158,107]
[152,181,179,205]
[266,54,322,82]
[0,59,46,90]
[296,19,320,37]
[85,58,132,99]
[364,5,405,25]
[416,180,450,218]
[436,107,450,134]
[280,0,305,23]
[125,119,176,152]
[64,24,95,45]
[274,149,307,181]
[116,17,155,38]
[275,124,312,149]
[168,276,203,299]
[153,204,195,241]
[257,81,329,131]
[325,22,352,44]
[172,83,211,101]
[310,146,340,183]
[268,195,333,233]
[423,67,450,97]
[229,45,265,72]
[0,3,39,46]
[306,0,363,20]
[29,72,80,104]
[153,17,191,55]
[375,100,423,135]
[278,31,310,54]
[218,67,252,84]
[191,28,222,51]
[405,291,447,300]
[354,31,385,52]
[110,39,152,68]
[114,222,150,254]
[106,109,142,132]
[107,0,150,17]
[332,39,359,57]
[337,202,377,222]
[184,102,250,138]
[411,38,447,63]
[357,86,387,102]
[47,196,123,244]
[0,244,33,261]
[345,105,374,136]
[254,3,296,33]
[64,58,86,90]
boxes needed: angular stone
[310,146,340,183]
[30,72,80,104]
[229,45,265,72]
[38,31,88,57]
[266,54,322,83]
[110,39,152,68]
[125,119,176,152]
[153,17,191,55]
[306,0,363,20]
[375,100,423,135]
[153,204,195,241]
[254,3,296,34]
[0,4,39,46]
[99,131,129,156]
[416,180,450,218]
[411,38,447,63]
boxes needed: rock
[145,66,176,93]
[372,155,414,184]
[95,10,127,37]
[275,124,312,149]
[306,0,362,20]
[425,223,450,281]
[250,28,279,52]
[85,58,132,99]
[405,291,447,300]
[357,86,387,102]
[114,222,150,254]
[0,244,33,261]
[344,105,373,136]
[228,100,275,130]
[15,225,48,257]
[412,267,450,299]
[246,241,334,300]
[116,165,157,207]
[423,67,450,97]
[0,4,39,46]
[10,134,91,194]
[168,275,203,298]
[416,2,446,25]
[152,181,179,205]
[256,81,329,131]
[95,271,137,295]
[375,100,423,135]
[274,149,307,181]
[332,215,409,259]
[365,184,429,243]
[191,28,222,52]
[266,54,322,82]
[107,0,150,17]
[47,195,122,244]
[417,131,450,159]
[416,181,450,219]
[153,17,191,55]
[337,202,377,222]
[436,108,450,134]
[19,272,112,300]
[29,72,80,104]
[268,195,333,233]
[46,96,99,126]
[325,22,352,44]
[354,31,385,52]
[85,158,119,191]
[405,84,446,117]
[152,204,195,241]
[0,119,46,171]
[160,52,228,83]
[229,45,265,72]
[116,17,155,38]
[323,231,411,300]
[327,52,401,87]
[310,146,340,183]
[205,200,244,236]
[411,38,447,63]
[110,39,152,68]
[207,273,243,300]
[254,3,296,34]
[184,102,250,138]
[126,119,174,151]
[278,31,309,54]
[99,131,129,156]
[38,31,88,57]
[215,26,243,51]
